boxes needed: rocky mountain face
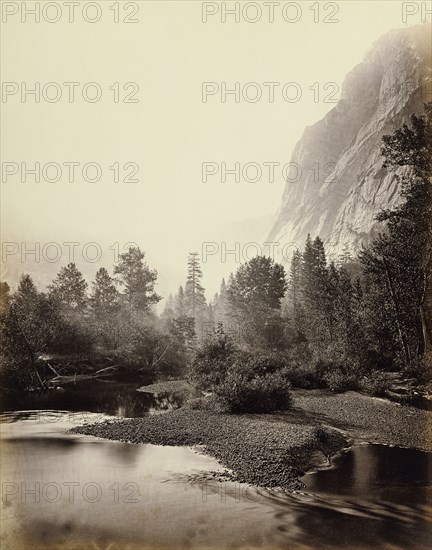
[268,24,431,260]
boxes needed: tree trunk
[419,304,431,353]
[419,264,432,354]
[382,259,411,366]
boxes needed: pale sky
[1,0,425,300]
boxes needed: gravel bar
[72,390,431,488]
[72,407,347,489]
[292,390,432,451]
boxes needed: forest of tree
[1,105,431,401]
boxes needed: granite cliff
[268,24,431,259]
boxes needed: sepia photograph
[0,1,431,548]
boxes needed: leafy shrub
[216,371,292,413]
[229,352,289,377]
[111,315,189,378]
[280,356,356,390]
[281,360,327,389]
[0,346,34,391]
[214,355,292,413]
[403,354,432,388]
[284,353,364,393]
[323,367,360,392]
[185,395,226,412]
[50,320,94,355]
[0,305,39,390]
[190,328,237,390]
[360,370,389,396]
[190,342,293,413]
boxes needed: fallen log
[46,362,60,377]
[47,366,118,386]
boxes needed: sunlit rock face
[268,24,431,261]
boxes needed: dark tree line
[0,247,191,389]
[198,104,432,394]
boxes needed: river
[1,381,431,549]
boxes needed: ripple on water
[1,396,431,549]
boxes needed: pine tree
[313,237,327,272]
[184,253,208,339]
[213,278,229,326]
[114,247,161,312]
[90,268,119,317]
[14,274,38,312]
[184,252,206,317]
[300,234,316,308]
[299,235,340,350]
[289,250,302,308]
[174,286,186,317]
[170,315,197,351]
[11,275,41,359]
[49,263,88,312]
[338,243,352,267]
[287,249,305,341]
[0,282,10,316]
[161,294,175,322]
[6,275,61,358]
[312,237,332,346]
[300,235,319,343]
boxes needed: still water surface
[1,382,431,549]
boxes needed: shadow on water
[248,444,432,549]
[0,380,186,418]
[1,381,431,549]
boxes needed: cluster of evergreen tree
[0,247,191,389]
[284,236,360,361]
[162,252,209,346]
[196,104,432,390]
[1,105,430,392]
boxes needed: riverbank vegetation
[1,105,431,408]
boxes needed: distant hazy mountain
[268,24,431,261]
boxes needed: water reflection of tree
[149,392,184,412]
[1,382,186,419]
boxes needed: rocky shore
[72,389,431,489]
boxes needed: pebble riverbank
[72,390,431,489]
[72,407,347,489]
